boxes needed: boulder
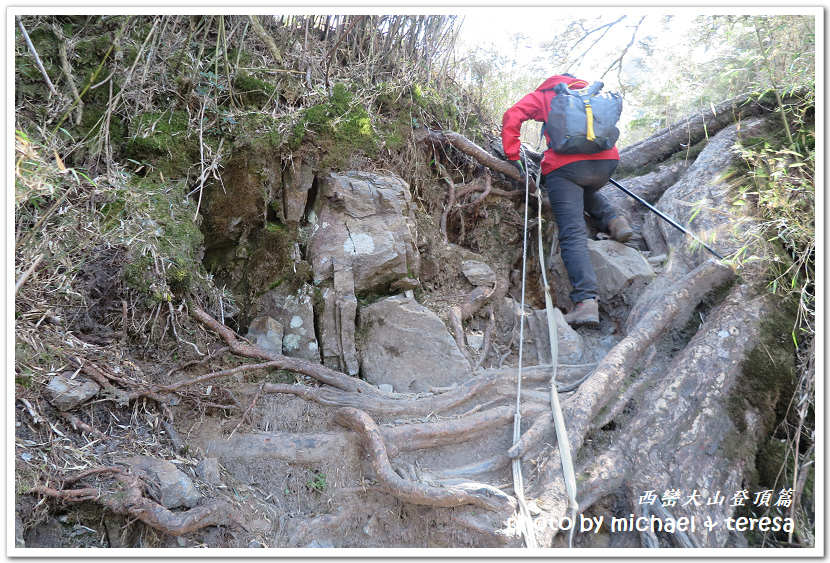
[587,239,656,304]
[359,295,471,393]
[502,297,619,367]
[527,307,619,365]
[282,157,315,222]
[43,373,100,411]
[307,171,420,295]
[245,316,284,357]
[250,285,319,361]
[526,308,589,365]
[318,261,360,375]
[461,260,496,286]
[123,456,201,509]
[195,457,221,485]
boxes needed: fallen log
[617,87,810,174]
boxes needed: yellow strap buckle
[584,100,595,141]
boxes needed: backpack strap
[584,100,595,141]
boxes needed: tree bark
[617,88,810,174]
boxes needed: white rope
[534,182,579,549]
[510,155,538,548]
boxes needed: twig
[58,411,114,442]
[52,22,84,125]
[324,15,365,87]
[16,183,75,252]
[15,254,44,294]
[167,301,203,356]
[156,361,281,394]
[228,383,264,440]
[164,346,229,378]
[16,17,57,95]
[120,300,128,344]
[194,98,207,221]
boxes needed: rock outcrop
[307,171,420,295]
[359,295,471,393]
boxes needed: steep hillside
[14,15,815,550]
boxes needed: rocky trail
[17,103,810,550]
[13,14,814,551]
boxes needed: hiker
[501,73,632,326]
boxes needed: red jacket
[502,75,620,176]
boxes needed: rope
[533,178,579,549]
[510,151,579,548]
[510,151,538,548]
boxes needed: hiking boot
[563,298,599,326]
[608,216,633,243]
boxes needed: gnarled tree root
[531,276,764,548]
[191,306,379,395]
[616,87,809,173]
[382,403,549,458]
[333,407,516,512]
[509,258,734,461]
[414,126,539,193]
[31,467,244,536]
[448,276,508,362]
[262,363,588,418]
[572,284,768,548]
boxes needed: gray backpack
[546,81,623,154]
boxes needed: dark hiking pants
[545,159,619,304]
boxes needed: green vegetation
[730,106,815,343]
[306,471,328,493]
[123,111,195,177]
[289,83,378,168]
[233,72,277,107]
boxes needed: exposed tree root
[261,363,589,418]
[474,309,497,370]
[415,126,539,193]
[587,349,662,433]
[439,172,457,243]
[510,259,733,462]
[31,467,243,537]
[333,407,516,512]
[191,306,379,394]
[381,404,548,458]
[185,258,754,547]
[448,277,507,362]
[532,281,767,547]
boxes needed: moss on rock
[123,110,195,177]
[121,176,206,299]
[290,83,377,167]
[234,73,277,108]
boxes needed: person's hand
[510,159,526,180]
